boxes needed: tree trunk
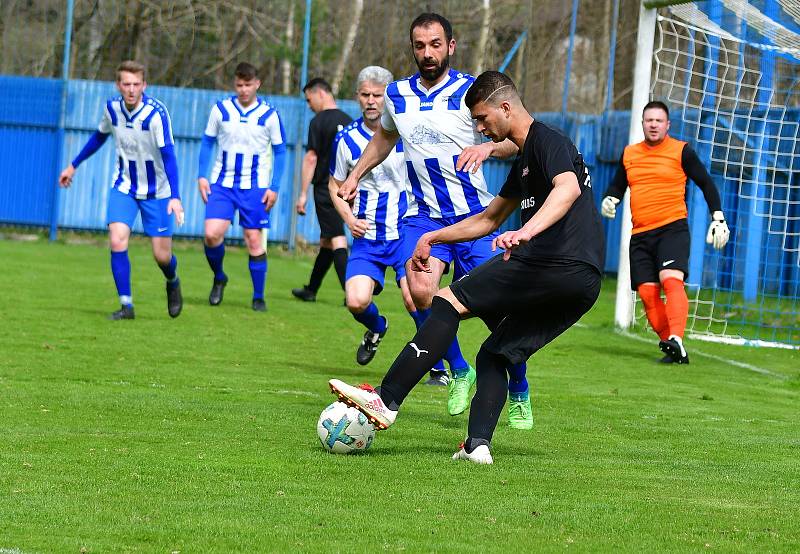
[473,0,492,75]
[281,1,295,95]
[331,0,363,96]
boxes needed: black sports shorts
[313,182,345,239]
[449,254,601,364]
[629,218,690,288]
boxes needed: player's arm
[263,113,288,211]
[59,131,110,187]
[197,134,216,203]
[411,196,518,272]
[682,144,729,249]
[494,171,581,261]
[338,125,399,203]
[456,138,519,174]
[600,153,628,218]
[152,109,184,226]
[296,149,317,215]
[328,175,369,238]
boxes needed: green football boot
[447,365,476,416]
[507,392,534,430]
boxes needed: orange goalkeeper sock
[662,277,689,339]
[637,283,669,340]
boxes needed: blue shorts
[107,187,173,237]
[346,237,406,295]
[205,184,270,229]
[402,214,499,279]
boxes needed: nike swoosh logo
[157,227,168,232]
[662,259,675,267]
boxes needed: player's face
[304,88,323,113]
[357,81,386,123]
[235,77,261,107]
[642,108,670,145]
[116,71,146,108]
[470,100,510,143]
[411,23,455,85]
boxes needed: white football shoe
[328,379,397,430]
[452,442,493,465]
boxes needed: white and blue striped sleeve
[380,89,398,133]
[264,110,286,147]
[98,102,114,133]
[148,106,175,148]
[203,104,222,138]
[331,132,350,182]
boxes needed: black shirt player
[328,71,605,464]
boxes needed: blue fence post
[49,0,74,241]
[561,0,580,126]
[498,31,527,73]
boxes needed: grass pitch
[0,235,798,552]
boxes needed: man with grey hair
[328,66,417,365]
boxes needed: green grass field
[1,235,798,552]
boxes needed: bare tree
[331,0,364,96]
[473,0,492,75]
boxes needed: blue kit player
[59,60,184,320]
[328,66,417,365]
[337,14,532,429]
[197,62,287,311]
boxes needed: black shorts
[313,183,345,239]
[450,254,601,364]
[629,218,690,288]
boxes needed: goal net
[622,1,800,348]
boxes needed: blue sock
[249,253,267,300]
[354,302,387,334]
[159,254,178,283]
[204,242,227,281]
[410,309,446,372]
[507,362,529,397]
[445,337,469,374]
[110,250,132,306]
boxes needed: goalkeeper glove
[600,196,620,219]
[705,210,730,250]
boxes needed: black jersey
[307,109,353,186]
[498,120,605,272]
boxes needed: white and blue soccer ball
[317,401,375,454]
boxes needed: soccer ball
[317,401,375,454]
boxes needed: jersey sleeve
[604,153,629,199]
[265,110,286,147]
[203,105,222,138]
[306,116,322,153]
[98,103,113,134]
[330,133,351,181]
[498,157,522,199]
[536,132,580,184]
[681,144,722,213]
[380,90,398,133]
[149,108,175,148]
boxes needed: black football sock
[467,346,509,444]
[307,247,334,293]
[378,296,461,410]
[332,247,348,290]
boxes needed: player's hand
[337,175,359,204]
[706,210,730,250]
[492,228,533,261]
[168,198,185,227]
[600,196,620,218]
[59,165,76,188]
[262,189,278,211]
[411,234,434,272]
[347,217,370,239]
[296,192,307,215]
[456,142,494,174]
[198,177,211,204]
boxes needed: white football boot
[329,379,397,430]
[452,442,493,465]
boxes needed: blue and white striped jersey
[381,69,494,219]
[203,96,286,189]
[97,94,175,200]
[330,118,408,241]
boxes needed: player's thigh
[655,220,690,279]
[238,187,270,231]
[629,232,659,289]
[106,188,138,235]
[346,239,388,296]
[138,197,173,238]
[397,276,416,313]
[451,230,501,279]
[405,255,447,307]
[345,275,376,311]
[401,215,455,271]
[205,185,236,225]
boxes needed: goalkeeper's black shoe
[167,279,183,318]
[658,353,675,364]
[659,335,689,364]
[252,298,267,312]
[209,278,227,306]
[109,305,135,320]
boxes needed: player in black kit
[329,71,605,464]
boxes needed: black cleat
[109,305,135,320]
[252,298,267,312]
[291,285,316,302]
[658,353,675,364]
[356,318,388,365]
[659,335,689,364]
[209,278,227,306]
[424,371,450,386]
[167,280,183,318]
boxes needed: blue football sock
[249,253,267,300]
[410,309,446,372]
[204,242,227,281]
[445,337,468,373]
[507,362,529,396]
[354,302,387,334]
[110,250,132,306]
[159,254,178,283]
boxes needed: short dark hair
[234,62,259,81]
[643,100,669,119]
[465,71,518,109]
[410,13,453,43]
[303,77,332,94]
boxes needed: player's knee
[346,293,370,313]
[109,234,128,251]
